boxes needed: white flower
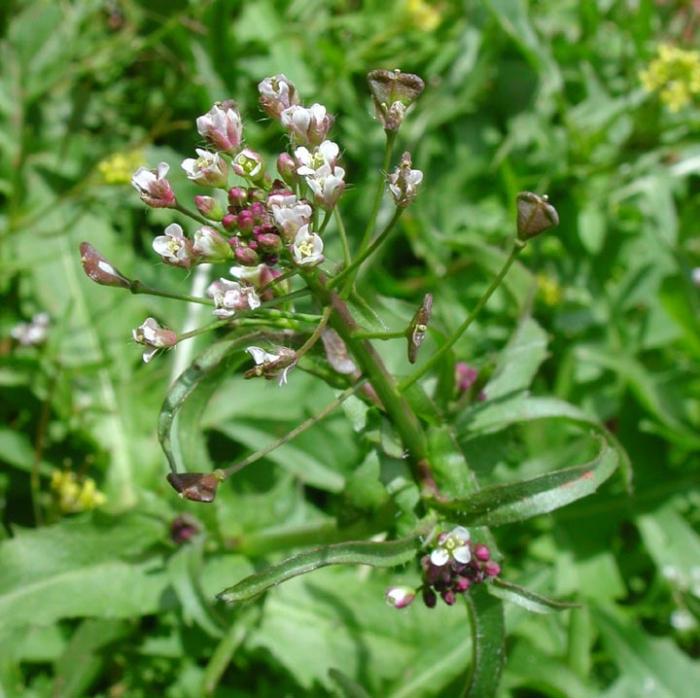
[388,152,423,207]
[131,162,176,208]
[291,225,324,266]
[306,166,345,209]
[429,526,471,567]
[294,140,340,175]
[245,345,296,385]
[267,190,298,209]
[670,609,697,631]
[196,101,243,153]
[232,148,264,181]
[132,317,177,363]
[192,226,231,262]
[258,74,299,118]
[207,279,261,318]
[152,224,194,268]
[181,149,228,187]
[11,313,50,347]
[272,201,312,241]
[280,103,333,145]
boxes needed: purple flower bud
[455,576,471,592]
[237,210,255,234]
[228,187,248,209]
[258,74,300,118]
[456,362,479,393]
[385,586,416,609]
[194,195,224,221]
[233,148,265,182]
[196,100,243,154]
[516,192,559,240]
[222,213,238,230]
[131,162,176,208]
[79,242,131,288]
[484,561,501,577]
[170,514,200,544]
[422,587,437,609]
[277,152,298,186]
[234,245,260,266]
[474,544,490,562]
[441,589,456,606]
[166,471,223,503]
[249,201,266,221]
[256,232,282,253]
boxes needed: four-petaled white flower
[207,279,261,318]
[181,149,228,187]
[245,345,296,385]
[271,199,312,241]
[294,140,340,175]
[132,317,177,363]
[430,526,471,567]
[152,223,194,268]
[291,225,324,266]
[258,74,299,118]
[294,142,345,209]
[281,103,333,146]
[196,101,243,154]
[131,162,176,208]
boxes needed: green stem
[400,242,524,391]
[319,209,333,234]
[258,267,298,294]
[331,207,403,292]
[174,202,221,229]
[304,272,430,472]
[129,280,214,306]
[352,329,406,340]
[177,319,227,341]
[221,380,366,479]
[295,307,331,361]
[334,207,352,267]
[357,130,396,255]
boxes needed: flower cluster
[50,470,106,513]
[10,312,50,347]
[640,43,700,112]
[385,527,501,610]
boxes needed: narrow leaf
[464,584,505,698]
[488,578,581,614]
[217,537,418,604]
[430,438,619,526]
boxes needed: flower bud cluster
[420,527,500,608]
[50,469,106,513]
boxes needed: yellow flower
[97,150,145,184]
[50,470,106,513]
[536,273,562,306]
[639,43,700,112]
[404,0,442,32]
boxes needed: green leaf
[592,605,700,698]
[427,425,475,499]
[464,584,505,698]
[158,333,260,474]
[429,438,619,526]
[488,578,580,614]
[329,669,372,698]
[0,514,169,643]
[217,537,419,604]
[485,316,548,401]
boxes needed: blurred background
[1,0,699,696]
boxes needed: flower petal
[430,548,450,567]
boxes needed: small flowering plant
[79,70,625,697]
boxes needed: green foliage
[2,0,699,696]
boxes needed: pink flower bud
[280,104,334,146]
[222,213,237,230]
[196,100,243,154]
[385,586,416,609]
[258,74,300,118]
[474,544,490,562]
[233,148,265,182]
[256,232,282,253]
[181,149,228,188]
[237,209,255,234]
[234,245,260,266]
[455,576,471,592]
[441,589,456,606]
[170,514,200,544]
[79,242,131,288]
[194,195,224,221]
[131,162,176,208]
[484,561,501,577]
[277,152,298,186]
[228,186,248,209]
